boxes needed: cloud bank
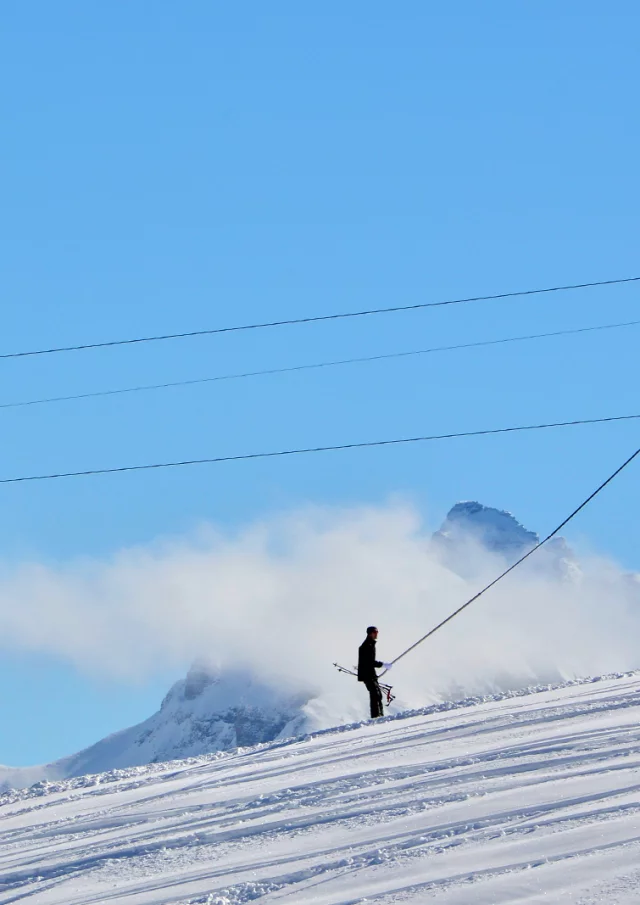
[0,502,638,715]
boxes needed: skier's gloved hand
[382,662,393,670]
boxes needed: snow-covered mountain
[434,501,539,556]
[0,663,316,793]
[432,500,581,581]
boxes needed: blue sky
[1,2,638,766]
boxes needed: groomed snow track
[3,673,640,904]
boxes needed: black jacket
[357,636,383,682]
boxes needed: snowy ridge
[0,664,315,793]
[3,672,640,903]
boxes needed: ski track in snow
[3,675,640,903]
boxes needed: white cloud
[0,501,638,713]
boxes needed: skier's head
[366,626,379,638]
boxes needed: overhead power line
[1,318,638,412]
[1,275,638,361]
[1,412,638,485]
[384,442,640,672]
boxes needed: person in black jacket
[358,626,392,718]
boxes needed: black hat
[366,626,378,634]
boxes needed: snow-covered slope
[3,672,640,904]
[0,664,315,793]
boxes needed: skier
[357,626,392,719]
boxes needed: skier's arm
[375,660,383,668]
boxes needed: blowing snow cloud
[0,500,638,710]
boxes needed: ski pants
[364,678,384,719]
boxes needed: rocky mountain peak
[434,501,539,556]
[432,501,580,581]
